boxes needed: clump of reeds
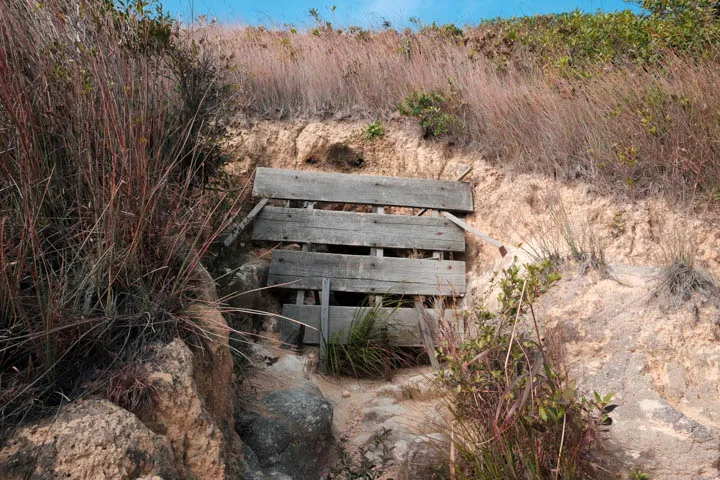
[0,0,240,439]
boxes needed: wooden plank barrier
[268,250,466,296]
[253,167,473,212]
[247,167,479,366]
[253,207,465,252]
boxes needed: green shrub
[364,120,385,141]
[323,298,412,377]
[437,261,614,479]
[397,90,460,138]
[469,1,720,71]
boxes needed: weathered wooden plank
[253,207,465,252]
[282,305,452,346]
[441,211,508,257]
[253,168,473,212]
[223,198,269,248]
[371,206,384,307]
[417,166,473,217]
[269,250,466,296]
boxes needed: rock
[219,257,278,334]
[376,374,439,402]
[142,338,229,480]
[0,400,179,480]
[540,266,720,479]
[342,390,351,398]
[236,384,334,480]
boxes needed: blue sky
[159,0,640,27]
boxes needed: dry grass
[211,26,720,199]
[657,220,719,302]
[0,0,241,436]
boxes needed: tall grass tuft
[323,298,413,378]
[0,0,240,438]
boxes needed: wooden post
[430,210,444,345]
[320,277,330,373]
[441,211,507,257]
[296,202,316,306]
[415,298,440,370]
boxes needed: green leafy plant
[437,261,613,479]
[364,120,385,141]
[397,90,460,138]
[630,470,650,480]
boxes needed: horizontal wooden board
[282,305,453,346]
[268,250,466,296]
[253,168,473,212]
[253,207,465,252]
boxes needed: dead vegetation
[213,21,720,200]
[0,0,242,438]
[656,220,719,303]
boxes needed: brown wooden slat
[253,168,473,212]
[268,250,466,296]
[282,305,452,346]
[253,207,465,252]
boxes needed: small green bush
[323,298,412,378]
[364,120,385,141]
[397,90,460,137]
[438,261,614,479]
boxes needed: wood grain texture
[253,206,465,252]
[282,305,452,346]
[268,250,466,296]
[223,198,269,248]
[253,167,473,212]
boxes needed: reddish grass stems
[0,0,239,437]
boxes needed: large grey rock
[236,385,333,480]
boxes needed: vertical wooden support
[296,202,315,306]
[320,277,331,372]
[430,210,444,355]
[370,206,384,307]
[415,298,440,370]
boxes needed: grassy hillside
[219,0,720,200]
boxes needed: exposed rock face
[219,256,280,334]
[538,264,720,479]
[0,400,179,480]
[142,338,229,479]
[236,384,333,480]
[0,305,248,480]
